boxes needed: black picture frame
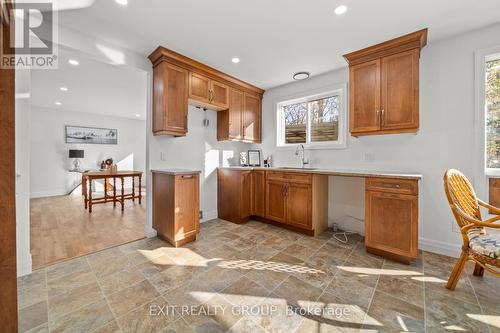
[247,149,261,167]
[65,125,118,145]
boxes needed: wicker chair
[443,169,500,290]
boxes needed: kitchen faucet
[295,144,309,168]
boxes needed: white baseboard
[419,237,461,258]
[30,189,68,199]
[144,227,157,238]
[201,210,217,223]
[17,254,32,277]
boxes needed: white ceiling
[53,0,500,89]
[31,48,148,119]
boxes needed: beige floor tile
[92,320,121,333]
[18,269,46,291]
[232,245,280,262]
[24,323,49,333]
[296,236,328,251]
[50,299,114,333]
[227,317,267,333]
[273,275,323,306]
[244,266,291,292]
[47,269,97,298]
[260,235,295,251]
[281,243,316,261]
[18,301,48,333]
[48,281,103,318]
[107,280,160,318]
[98,267,145,296]
[375,275,424,308]
[88,253,134,278]
[195,266,244,292]
[162,317,195,333]
[117,296,178,333]
[46,257,91,281]
[163,279,217,308]
[249,294,306,333]
[221,276,271,306]
[135,254,177,279]
[18,282,48,310]
[365,290,424,332]
[148,265,200,294]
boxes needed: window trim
[274,83,347,150]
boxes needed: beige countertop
[218,166,422,180]
[151,169,201,175]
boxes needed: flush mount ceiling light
[60,87,68,91]
[55,101,62,106]
[334,5,348,15]
[231,57,240,64]
[293,71,310,80]
[68,59,79,66]
[115,0,128,5]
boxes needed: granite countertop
[218,166,422,180]
[151,169,201,175]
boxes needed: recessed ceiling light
[60,87,68,92]
[55,101,62,106]
[231,57,240,64]
[68,59,79,66]
[334,5,348,15]
[293,71,310,80]
[135,114,141,118]
[115,0,128,5]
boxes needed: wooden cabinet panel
[189,72,210,103]
[175,174,200,238]
[349,60,381,134]
[152,62,189,136]
[365,183,418,259]
[286,183,312,229]
[381,50,419,130]
[229,88,244,139]
[243,93,261,142]
[266,180,287,223]
[366,177,418,195]
[253,170,265,217]
[153,172,200,247]
[211,81,229,109]
[489,178,500,213]
[240,171,253,218]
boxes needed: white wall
[148,106,251,230]
[257,23,500,258]
[30,107,146,197]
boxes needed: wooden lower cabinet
[152,171,200,247]
[253,170,266,217]
[365,177,418,262]
[285,183,312,229]
[217,169,254,223]
[265,180,287,223]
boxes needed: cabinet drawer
[266,171,312,184]
[366,177,418,195]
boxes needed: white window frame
[275,84,347,150]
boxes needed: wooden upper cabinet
[344,29,427,137]
[243,93,261,142]
[349,60,381,134]
[152,62,189,136]
[149,46,264,137]
[189,72,211,104]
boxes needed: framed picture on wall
[247,149,261,166]
[65,126,118,145]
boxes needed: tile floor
[18,219,499,333]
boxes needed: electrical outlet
[161,152,167,161]
[199,210,203,220]
[363,153,375,162]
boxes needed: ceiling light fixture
[68,59,79,66]
[293,71,310,81]
[60,87,68,92]
[115,0,128,5]
[231,57,240,64]
[334,5,348,15]
[55,101,62,106]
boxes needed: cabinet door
[175,174,200,239]
[243,93,261,142]
[365,191,418,258]
[240,171,253,218]
[349,60,381,134]
[381,49,419,130]
[286,183,312,229]
[229,88,244,139]
[153,62,188,136]
[211,80,229,109]
[253,171,265,217]
[266,180,286,223]
[189,72,211,104]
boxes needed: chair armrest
[451,205,500,230]
[478,199,500,215]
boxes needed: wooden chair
[443,169,500,290]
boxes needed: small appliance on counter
[239,152,248,166]
[263,155,272,167]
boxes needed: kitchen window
[276,87,346,148]
[486,54,500,169]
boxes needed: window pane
[310,96,339,142]
[487,58,500,168]
[283,102,307,144]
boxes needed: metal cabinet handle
[181,175,193,179]
[381,109,385,125]
[383,183,400,188]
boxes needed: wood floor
[30,192,145,269]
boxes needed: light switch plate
[161,152,167,161]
